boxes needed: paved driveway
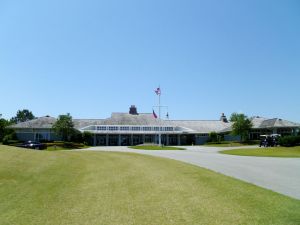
[84,146,300,200]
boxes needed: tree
[230,113,253,141]
[209,132,218,142]
[70,129,83,143]
[82,131,93,146]
[52,113,75,142]
[0,115,15,142]
[0,118,9,141]
[10,109,35,124]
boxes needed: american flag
[153,110,158,119]
[155,87,161,95]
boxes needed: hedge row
[279,136,300,147]
[45,141,85,148]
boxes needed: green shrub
[207,132,223,143]
[63,142,85,148]
[45,141,85,149]
[209,132,218,142]
[2,133,17,145]
[71,129,83,143]
[279,136,300,147]
[82,131,93,146]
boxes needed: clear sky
[0,0,299,122]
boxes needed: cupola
[129,105,138,115]
[220,113,228,123]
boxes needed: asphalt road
[85,146,300,200]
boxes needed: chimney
[129,105,138,115]
[220,113,228,123]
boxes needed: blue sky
[0,0,299,122]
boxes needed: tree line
[0,109,36,142]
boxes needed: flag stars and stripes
[153,110,158,119]
[155,87,161,95]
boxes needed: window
[197,134,208,137]
[120,127,130,131]
[143,127,152,131]
[132,127,141,131]
[109,126,118,131]
[97,126,107,131]
[165,127,174,131]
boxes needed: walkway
[84,146,300,200]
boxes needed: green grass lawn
[0,145,299,225]
[221,146,300,158]
[129,145,185,150]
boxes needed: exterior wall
[92,134,198,146]
[277,128,295,136]
[16,132,35,142]
[13,126,300,145]
[249,128,299,139]
[91,133,248,146]
[15,129,61,142]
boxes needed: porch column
[166,134,169,146]
[118,134,121,146]
[93,134,96,146]
[33,128,36,141]
[142,134,145,144]
[130,134,133,146]
[106,134,109,146]
[177,134,181,146]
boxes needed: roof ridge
[170,120,222,122]
[73,119,104,120]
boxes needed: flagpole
[154,86,164,146]
[158,86,161,146]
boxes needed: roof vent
[220,113,228,123]
[129,105,138,115]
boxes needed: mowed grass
[0,145,299,225]
[221,146,300,158]
[129,145,185,150]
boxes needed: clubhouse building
[9,105,300,146]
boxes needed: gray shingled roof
[170,120,232,134]
[103,113,175,126]
[101,113,163,126]
[221,116,300,133]
[260,118,300,128]
[9,114,300,133]
[9,116,57,129]
[74,113,166,129]
[251,116,269,129]
[73,119,104,129]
